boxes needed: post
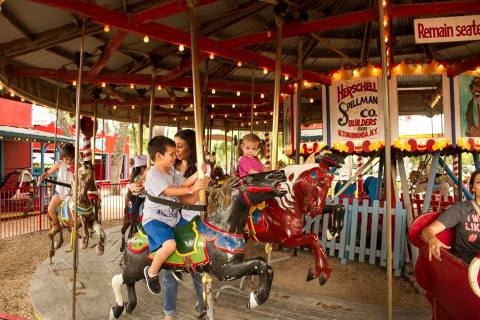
[92,100,97,166]
[187,0,206,209]
[138,106,144,155]
[148,68,156,167]
[295,37,302,164]
[270,15,283,170]
[71,18,87,320]
[250,64,255,133]
[422,152,440,213]
[377,1,393,319]
[53,83,60,162]
[458,153,463,200]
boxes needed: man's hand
[38,173,48,183]
[428,236,451,261]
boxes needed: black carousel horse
[110,170,287,319]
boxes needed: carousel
[0,1,480,320]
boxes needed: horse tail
[110,273,125,319]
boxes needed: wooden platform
[30,226,431,320]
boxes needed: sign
[330,77,384,143]
[414,15,480,43]
[459,75,480,137]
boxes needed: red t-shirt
[238,156,264,178]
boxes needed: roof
[0,125,74,144]
[0,0,479,130]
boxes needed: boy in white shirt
[142,136,207,296]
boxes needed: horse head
[73,162,95,205]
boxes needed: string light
[209,53,214,60]
[239,113,242,117]
[72,80,77,86]
[174,117,177,121]
[260,93,264,99]
[190,104,193,108]
[143,35,150,43]
[255,112,258,116]
[284,74,289,81]
[101,82,106,88]
[211,104,215,108]
[241,123,244,127]
[310,98,314,103]
[253,104,257,109]
[179,44,185,52]
[232,104,235,108]
[184,87,188,92]
[104,24,110,32]
[185,116,188,120]
[256,121,259,124]
[157,85,162,91]
[170,104,174,109]
[21,97,25,102]
[211,115,214,119]
[270,112,273,116]
[224,114,227,118]
[0,83,3,90]
[237,61,242,67]
[131,105,135,110]
[113,105,117,110]
[263,120,267,124]
[211,88,216,94]
[9,91,14,97]
[263,68,268,74]
[130,83,135,89]
[236,91,240,96]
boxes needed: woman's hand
[192,178,209,192]
[427,236,451,261]
[128,182,145,193]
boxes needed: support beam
[389,1,480,17]
[88,30,128,77]
[83,95,271,106]
[28,0,329,84]
[447,55,480,77]
[11,67,294,94]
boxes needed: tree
[110,121,129,194]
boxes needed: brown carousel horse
[48,161,105,262]
[245,151,345,285]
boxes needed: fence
[303,198,408,276]
[0,182,127,239]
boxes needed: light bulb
[72,80,77,86]
[211,115,214,119]
[170,104,174,108]
[209,53,214,60]
[237,61,242,67]
[130,83,134,89]
[310,98,314,103]
[263,68,268,74]
[184,87,188,92]
[232,104,235,108]
[260,93,264,99]
[174,117,177,121]
[179,44,185,52]
[253,104,257,109]
[211,104,215,108]
[157,85,162,90]
[190,104,193,108]
[131,105,135,110]
[143,35,149,43]
[113,105,117,110]
[284,74,289,81]
[101,82,106,88]
[104,25,110,32]
[211,88,216,94]
[236,91,240,96]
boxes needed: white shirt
[55,160,73,200]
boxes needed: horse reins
[238,179,274,206]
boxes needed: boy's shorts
[143,218,188,252]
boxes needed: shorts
[143,218,188,252]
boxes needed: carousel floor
[30,227,430,320]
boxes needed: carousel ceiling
[0,0,479,130]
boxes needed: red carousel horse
[246,151,345,285]
[409,212,480,319]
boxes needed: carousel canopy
[0,0,479,130]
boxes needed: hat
[133,155,147,168]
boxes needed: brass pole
[250,64,255,133]
[138,106,144,155]
[187,0,206,212]
[71,17,86,320]
[271,15,283,170]
[295,37,303,164]
[53,82,60,161]
[92,100,97,166]
[378,1,393,319]
[148,68,156,167]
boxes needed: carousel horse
[110,170,287,319]
[48,161,105,262]
[120,196,144,252]
[409,170,456,197]
[245,151,345,285]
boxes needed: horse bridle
[238,179,275,206]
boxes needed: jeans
[162,270,205,316]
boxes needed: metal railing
[0,182,128,239]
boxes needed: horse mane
[207,176,238,213]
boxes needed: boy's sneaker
[144,266,161,295]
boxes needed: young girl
[238,133,264,178]
[38,143,75,237]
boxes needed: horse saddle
[129,217,208,270]
[57,197,93,223]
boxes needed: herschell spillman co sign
[414,15,480,43]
